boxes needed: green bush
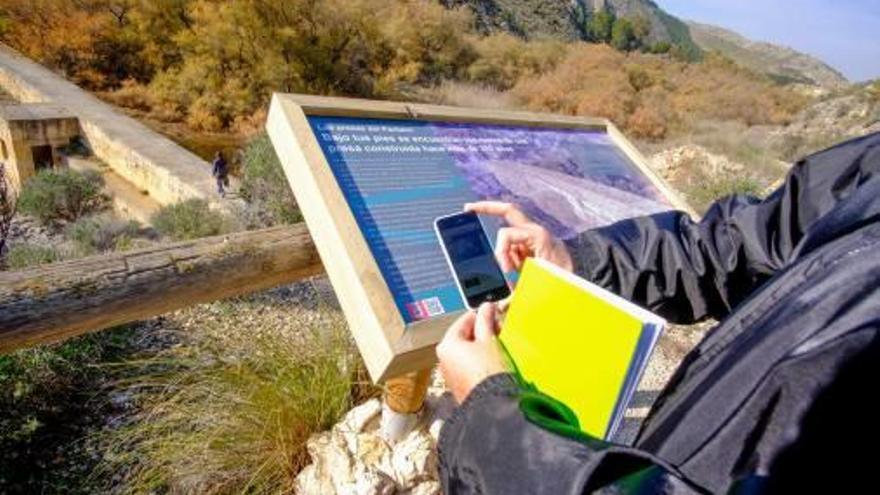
[66,214,141,255]
[239,133,302,227]
[5,244,61,269]
[586,9,615,43]
[687,175,763,215]
[0,326,137,491]
[98,310,375,494]
[151,199,229,241]
[16,169,108,225]
[611,18,637,52]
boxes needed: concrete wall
[67,156,161,225]
[0,44,224,208]
[0,115,80,190]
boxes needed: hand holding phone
[464,201,573,273]
[435,211,511,309]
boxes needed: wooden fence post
[380,367,433,442]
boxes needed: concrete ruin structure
[0,103,80,192]
[0,43,230,221]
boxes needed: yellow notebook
[499,258,664,440]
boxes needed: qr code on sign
[406,297,445,321]
[423,297,445,317]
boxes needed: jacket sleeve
[564,132,880,324]
[438,374,705,495]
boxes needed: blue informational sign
[309,116,670,324]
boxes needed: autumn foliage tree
[1,0,476,130]
[513,45,806,140]
[0,0,809,139]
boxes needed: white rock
[390,430,436,489]
[296,372,452,494]
[339,399,382,434]
[345,467,397,495]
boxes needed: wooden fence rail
[0,224,323,353]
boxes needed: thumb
[449,310,477,341]
[474,303,497,342]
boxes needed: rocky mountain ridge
[687,21,848,89]
[440,1,849,90]
[441,0,701,57]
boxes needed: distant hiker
[437,132,880,494]
[212,151,229,197]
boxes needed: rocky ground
[5,215,65,248]
[291,311,714,495]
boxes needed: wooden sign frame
[267,93,688,382]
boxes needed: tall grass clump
[66,214,141,255]
[16,169,109,225]
[238,133,302,227]
[151,199,229,240]
[99,309,375,494]
[5,244,62,269]
[687,175,763,215]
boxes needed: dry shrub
[513,44,634,120]
[512,44,808,140]
[151,199,230,241]
[17,169,109,225]
[374,0,476,93]
[232,107,270,136]
[102,80,154,112]
[627,104,668,140]
[424,81,518,110]
[672,54,807,127]
[185,101,225,132]
[65,213,141,255]
[467,33,567,90]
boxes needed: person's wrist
[458,372,517,406]
[551,238,574,272]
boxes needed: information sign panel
[267,94,686,381]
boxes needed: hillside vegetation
[444,0,701,58]
[1,0,806,140]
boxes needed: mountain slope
[591,0,698,55]
[441,0,701,58]
[687,21,848,89]
[442,0,583,41]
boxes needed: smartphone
[435,211,511,309]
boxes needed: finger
[509,248,523,270]
[495,227,533,272]
[514,243,531,262]
[474,302,497,342]
[437,310,476,363]
[448,310,477,341]
[465,201,531,226]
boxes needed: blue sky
[656,0,880,82]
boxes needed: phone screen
[436,212,511,308]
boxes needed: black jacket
[439,132,880,494]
